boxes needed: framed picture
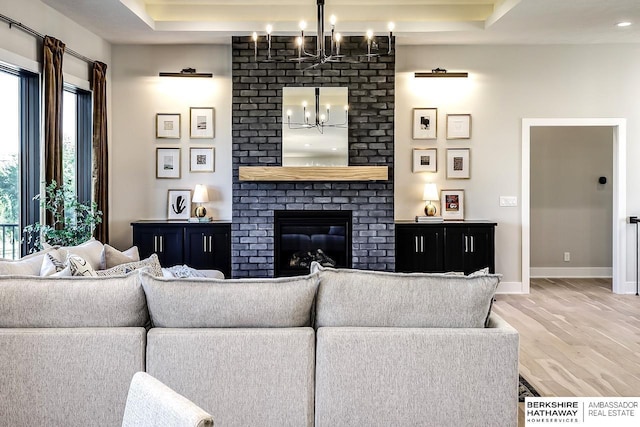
[412,108,437,139]
[446,114,471,139]
[156,148,181,179]
[441,189,464,221]
[446,148,470,179]
[167,189,191,221]
[156,113,181,139]
[190,107,215,139]
[190,147,215,172]
[412,148,437,172]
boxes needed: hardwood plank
[238,166,388,181]
[493,278,640,427]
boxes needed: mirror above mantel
[282,86,348,166]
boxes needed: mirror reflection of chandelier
[286,88,348,134]
[251,0,394,69]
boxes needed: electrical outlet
[499,196,518,207]
[564,252,571,262]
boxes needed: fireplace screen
[274,210,352,277]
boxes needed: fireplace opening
[274,210,352,277]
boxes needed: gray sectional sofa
[0,263,519,427]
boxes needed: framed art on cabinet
[167,189,191,221]
[446,148,470,179]
[190,107,215,139]
[441,189,464,221]
[412,108,437,139]
[190,147,215,172]
[156,113,181,139]
[156,148,181,179]
[412,148,437,172]
[446,114,471,139]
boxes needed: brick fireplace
[231,35,395,278]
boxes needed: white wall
[395,44,640,290]
[0,0,111,84]
[110,44,232,249]
[530,126,613,275]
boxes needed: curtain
[91,61,109,243]
[43,35,66,226]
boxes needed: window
[0,65,40,258]
[63,86,92,206]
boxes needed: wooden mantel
[238,166,388,182]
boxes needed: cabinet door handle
[153,236,157,252]
[420,236,424,253]
[209,236,213,253]
[464,235,469,253]
[159,236,164,253]
[203,235,207,253]
[470,236,475,253]
[414,236,419,253]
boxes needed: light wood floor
[492,278,640,426]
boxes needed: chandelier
[286,87,348,133]
[251,0,394,69]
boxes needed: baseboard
[530,267,612,278]
[621,281,640,295]
[496,281,526,294]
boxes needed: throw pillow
[40,253,68,276]
[57,238,104,270]
[100,244,140,269]
[97,254,162,277]
[68,254,98,277]
[0,247,58,276]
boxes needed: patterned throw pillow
[40,253,69,276]
[69,253,163,277]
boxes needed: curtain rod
[0,12,95,65]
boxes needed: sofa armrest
[315,325,519,427]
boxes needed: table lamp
[192,184,209,218]
[422,183,439,216]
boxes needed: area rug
[519,374,541,402]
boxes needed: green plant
[23,180,102,252]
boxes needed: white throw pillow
[57,238,104,270]
[0,248,58,276]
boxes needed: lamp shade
[192,185,209,203]
[422,183,439,201]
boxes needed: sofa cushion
[101,244,140,269]
[140,272,320,328]
[0,247,58,276]
[313,263,500,328]
[0,273,149,328]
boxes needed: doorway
[521,118,627,294]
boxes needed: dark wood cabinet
[395,221,496,274]
[132,221,231,277]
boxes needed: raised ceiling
[41,0,640,45]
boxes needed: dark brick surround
[231,35,395,277]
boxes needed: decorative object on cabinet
[156,148,181,179]
[192,184,209,218]
[167,189,191,221]
[446,114,471,139]
[190,147,215,172]
[412,148,437,172]
[131,221,231,277]
[190,107,215,139]
[412,108,437,140]
[446,148,470,179]
[414,68,469,78]
[395,221,496,274]
[159,67,213,78]
[156,114,181,139]
[422,183,439,217]
[441,189,464,221]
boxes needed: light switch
[499,196,518,207]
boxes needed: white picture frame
[156,148,181,179]
[190,107,215,139]
[190,147,215,172]
[412,148,437,172]
[412,108,437,140]
[441,189,464,221]
[446,148,470,179]
[167,189,191,220]
[156,113,181,139]
[446,114,471,139]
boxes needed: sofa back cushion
[140,272,319,328]
[313,264,499,328]
[0,274,149,327]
